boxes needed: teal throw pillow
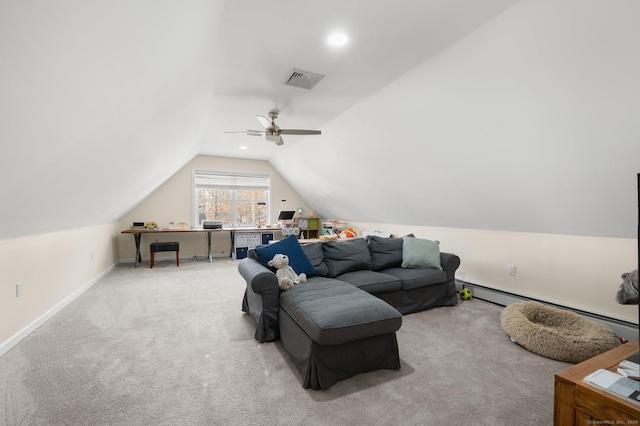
[254,235,315,276]
[401,237,443,270]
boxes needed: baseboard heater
[455,279,639,342]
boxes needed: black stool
[150,242,179,268]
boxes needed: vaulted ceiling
[1,0,638,241]
[201,0,519,159]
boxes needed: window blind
[194,170,270,190]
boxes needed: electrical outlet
[16,282,22,298]
[508,265,517,276]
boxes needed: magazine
[584,369,640,405]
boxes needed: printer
[202,220,223,229]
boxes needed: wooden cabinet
[294,217,320,239]
[554,340,640,425]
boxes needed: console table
[554,339,640,425]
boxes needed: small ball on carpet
[459,288,473,300]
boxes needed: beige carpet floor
[0,258,572,425]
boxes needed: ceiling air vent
[284,69,324,90]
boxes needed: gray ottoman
[279,277,402,389]
[150,241,179,268]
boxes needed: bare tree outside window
[194,171,270,227]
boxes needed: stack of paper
[584,369,640,405]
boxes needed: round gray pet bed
[500,301,620,363]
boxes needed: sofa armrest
[440,252,461,281]
[238,257,279,295]
[238,257,281,342]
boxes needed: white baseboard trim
[456,280,639,342]
[0,263,117,359]
[119,254,230,264]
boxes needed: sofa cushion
[254,235,315,276]
[322,238,372,278]
[301,241,328,277]
[383,267,448,291]
[401,237,443,270]
[367,236,403,271]
[279,279,402,346]
[335,270,402,294]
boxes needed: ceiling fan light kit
[265,133,284,145]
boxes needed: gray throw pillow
[401,237,443,270]
[367,236,403,271]
[301,242,328,276]
[322,238,372,277]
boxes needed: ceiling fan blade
[279,129,321,135]
[224,129,265,137]
[256,115,271,129]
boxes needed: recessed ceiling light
[327,33,348,47]
[239,146,248,150]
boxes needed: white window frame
[192,169,271,227]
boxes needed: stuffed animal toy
[338,227,357,239]
[615,269,639,305]
[268,253,307,291]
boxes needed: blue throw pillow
[254,235,316,276]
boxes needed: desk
[121,228,222,267]
[554,339,640,425]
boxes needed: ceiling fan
[225,111,321,146]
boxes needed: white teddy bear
[268,253,307,291]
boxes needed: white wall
[351,222,638,323]
[0,222,120,355]
[0,0,223,240]
[274,0,640,239]
[271,0,640,322]
[118,155,312,262]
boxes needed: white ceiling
[2,0,638,240]
[200,0,519,160]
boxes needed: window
[193,170,270,227]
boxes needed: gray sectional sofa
[238,235,461,389]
